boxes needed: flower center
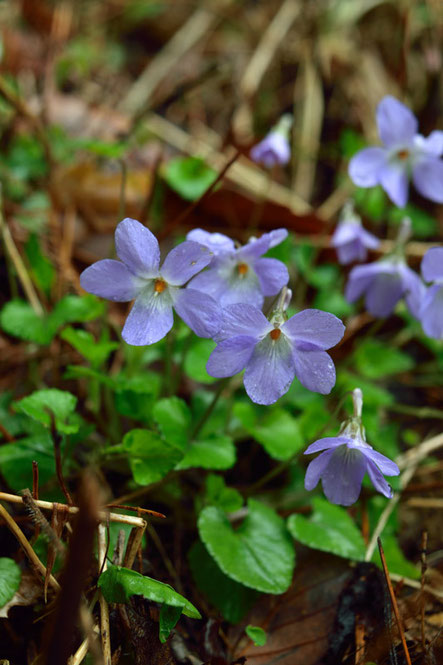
[154,279,167,293]
[397,149,410,161]
[237,263,249,277]
[270,328,281,341]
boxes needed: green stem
[163,330,174,396]
[386,403,443,420]
[174,330,194,393]
[247,391,351,495]
[190,378,230,441]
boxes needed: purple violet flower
[186,229,235,256]
[80,218,220,346]
[345,257,423,318]
[187,229,289,307]
[250,114,292,167]
[331,202,380,265]
[206,300,345,405]
[349,95,443,208]
[304,389,400,506]
[420,247,443,339]
[345,218,423,318]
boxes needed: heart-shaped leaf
[287,497,365,560]
[198,499,295,594]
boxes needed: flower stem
[352,388,363,418]
[190,378,230,441]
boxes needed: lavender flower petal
[349,147,387,187]
[365,272,403,317]
[250,132,290,167]
[239,229,288,260]
[331,223,360,246]
[412,157,443,204]
[216,303,271,342]
[122,287,174,346]
[115,218,160,277]
[160,241,212,286]
[206,336,256,377]
[366,460,393,499]
[304,436,352,455]
[172,288,220,338]
[243,334,295,405]
[401,266,425,319]
[254,257,289,296]
[80,259,141,302]
[304,449,335,490]
[293,348,336,395]
[422,247,443,282]
[359,227,380,250]
[186,267,227,303]
[420,284,443,339]
[414,130,443,157]
[379,163,409,207]
[336,239,366,264]
[320,447,367,506]
[358,448,400,476]
[376,96,418,147]
[283,309,345,350]
[186,229,235,255]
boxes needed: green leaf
[24,234,55,296]
[153,397,191,450]
[198,499,295,594]
[13,389,78,434]
[307,264,340,290]
[246,625,267,647]
[50,294,105,328]
[184,338,217,384]
[0,431,56,491]
[0,558,21,608]
[336,372,394,408]
[98,565,201,618]
[340,129,366,158]
[159,604,182,643]
[313,289,353,318]
[177,434,236,470]
[287,497,365,560]
[114,372,161,422]
[122,429,183,486]
[189,540,259,623]
[251,409,303,461]
[205,474,243,513]
[388,204,437,239]
[354,340,413,379]
[354,186,387,221]
[61,327,118,367]
[0,300,52,345]
[0,294,105,346]
[164,156,217,201]
[372,534,419,579]
[64,365,116,388]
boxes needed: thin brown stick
[158,149,241,241]
[0,188,44,315]
[49,414,73,505]
[0,492,145,528]
[0,75,54,168]
[377,537,412,665]
[123,523,146,570]
[420,530,428,650]
[0,422,14,442]
[32,461,39,500]
[97,524,112,665]
[0,503,60,590]
[105,503,165,519]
